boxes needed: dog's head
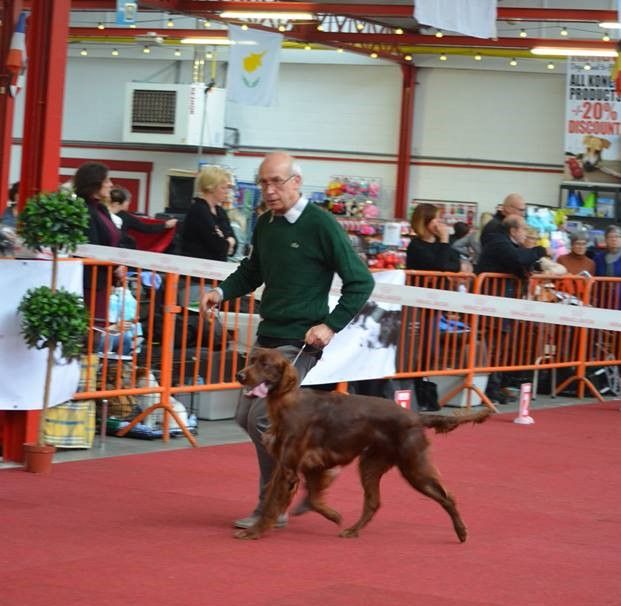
[583,135,611,170]
[236,348,299,398]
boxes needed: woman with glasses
[181,165,237,262]
[557,231,595,276]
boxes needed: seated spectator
[476,215,549,278]
[557,231,595,276]
[406,203,469,272]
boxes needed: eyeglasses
[257,175,296,189]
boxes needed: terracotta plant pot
[23,443,56,474]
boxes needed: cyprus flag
[227,25,283,107]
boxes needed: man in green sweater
[200,151,374,529]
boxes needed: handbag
[414,378,440,412]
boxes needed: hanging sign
[564,56,621,183]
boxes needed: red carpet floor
[1,402,620,606]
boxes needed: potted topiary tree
[17,189,90,473]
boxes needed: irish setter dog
[235,348,491,542]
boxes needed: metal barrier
[4,253,621,462]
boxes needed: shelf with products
[336,217,411,270]
[558,181,621,251]
[559,181,621,221]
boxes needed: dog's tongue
[246,382,269,398]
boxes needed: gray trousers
[235,344,319,512]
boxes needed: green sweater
[220,203,374,340]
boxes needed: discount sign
[565,56,621,182]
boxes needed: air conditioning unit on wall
[122,82,226,147]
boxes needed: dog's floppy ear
[271,358,299,397]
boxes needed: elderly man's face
[510,222,528,245]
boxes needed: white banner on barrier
[74,245,621,331]
[302,270,405,385]
[0,260,83,410]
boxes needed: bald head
[257,151,303,215]
[502,193,526,217]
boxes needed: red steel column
[19,0,71,204]
[394,63,415,220]
[0,0,22,215]
[2,0,71,463]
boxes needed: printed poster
[565,56,621,184]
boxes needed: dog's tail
[419,409,492,434]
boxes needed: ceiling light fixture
[205,51,213,59]
[435,30,444,38]
[316,24,324,31]
[167,18,174,27]
[80,48,87,56]
[519,29,527,38]
[241,24,249,31]
[395,28,404,35]
[547,62,555,70]
[304,44,311,51]
[143,45,150,54]
[203,20,211,28]
[439,53,447,61]
[404,54,412,61]
[510,58,518,66]
[220,11,314,20]
[370,52,378,58]
[174,48,181,57]
[560,26,568,37]
[278,24,286,32]
[474,54,482,61]
[129,24,136,29]
[336,48,344,53]
[112,48,119,56]
[584,63,592,71]
[97,22,105,30]
[603,32,611,42]
[356,22,365,31]
[599,22,621,29]
[531,47,617,57]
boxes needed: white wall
[10,56,567,218]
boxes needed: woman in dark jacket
[74,162,125,325]
[181,165,237,262]
[406,203,464,272]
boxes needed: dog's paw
[234,528,261,540]
[338,528,359,539]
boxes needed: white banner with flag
[414,0,497,39]
[227,25,283,107]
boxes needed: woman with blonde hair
[181,165,238,261]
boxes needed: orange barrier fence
[3,259,621,462]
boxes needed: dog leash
[291,343,308,367]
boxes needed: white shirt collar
[283,195,308,224]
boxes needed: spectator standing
[406,203,469,272]
[451,211,493,264]
[557,231,595,276]
[200,151,374,530]
[594,225,621,277]
[480,193,527,247]
[476,215,548,278]
[181,166,237,262]
[2,182,19,228]
[74,162,126,325]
